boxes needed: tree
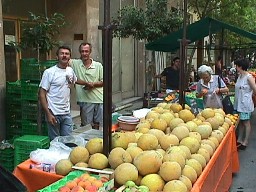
[112,0,183,42]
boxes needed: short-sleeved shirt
[196,75,226,105]
[39,65,77,115]
[70,59,103,103]
[234,73,254,113]
[161,66,179,90]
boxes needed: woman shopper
[234,58,256,150]
[196,65,229,108]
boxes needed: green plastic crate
[0,147,14,172]
[22,100,38,121]
[14,135,50,166]
[21,81,39,101]
[6,80,22,95]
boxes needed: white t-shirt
[39,65,77,115]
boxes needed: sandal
[236,141,242,147]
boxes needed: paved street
[229,110,256,192]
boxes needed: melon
[159,161,182,181]
[55,159,73,176]
[196,124,212,139]
[137,133,159,150]
[133,150,163,176]
[180,137,200,154]
[186,158,202,176]
[74,162,88,168]
[189,132,202,142]
[163,180,188,192]
[156,148,166,157]
[151,106,165,114]
[178,145,192,159]
[88,153,108,169]
[218,126,227,135]
[186,121,198,132]
[178,109,195,122]
[179,175,192,191]
[191,153,207,168]
[126,146,143,160]
[211,130,224,143]
[214,108,226,116]
[136,127,150,134]
[123,131,137,144]
[145,111,160,120]
[171,126,190,141]
[157,102,167,108]
[136,121,151,130]
[201,139,216,151]
[192,118,203,126]
[140,174,165,192]
[200,143,214,156]
[197,148,211,163]
[166,146,187,159]
[159,112,175,125]
[208,136,220,148]
[201,108,215,119]
[108,147,132,169]
[163,152,186,169]
[114,163,139,185]
[69,146,89,164]
[112,132,129,149]
[148,128,165,142]
[150,118,168,132]
[196,114,205,122]
[182,165,198,184]
[170,103,183,113]
[205,117,220,130]
[85,138,103,155]
[214,113,225,125]
[169,118,184,131]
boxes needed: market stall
[13,123,239,192]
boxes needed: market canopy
[145,17,256,52]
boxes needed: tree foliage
[112,0,183,42]
[9,12,66,54]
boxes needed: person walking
[70,42,103,130]
[39,46,86,140]
[155,57,180,91]
[196,65,229,108]
[234,58,256,150]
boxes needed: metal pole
[179,0,188,108]
[100,0,113,155]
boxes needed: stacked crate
[0,140,15,172]
[6,81,22,139]
[14,135,50,166]
[20,59,57,136]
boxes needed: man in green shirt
[70,42,103,129]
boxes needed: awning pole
[179,0,188,108]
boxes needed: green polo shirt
[70,59,103,103]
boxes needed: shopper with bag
[234,58,256,150]
[196,65,229,109]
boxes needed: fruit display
[52,102,239,192]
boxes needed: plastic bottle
[29,163,54,173]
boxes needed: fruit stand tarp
[145,17,256,52]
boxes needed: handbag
[218,76,234,114]
[222,95,234,114]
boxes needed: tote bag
[222,95,234,114]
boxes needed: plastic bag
[30,135,86,166]
[205,92,223,109]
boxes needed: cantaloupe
[201,108,215,119]
[85,138,103,155]
[137,133,159,150]
[159,134,179,150]
[114,163,139,185]
[55,159,73,176]
[163,152,186,169]
[186,159,202,176]
[159,112,175,125]
[150,118,168,132]
[108,147,132,169]
[133,150,163,176]
[140,174,165,192]
[196,124,213,139]
[112,132,129,149]
[159,161,182,181]
[178,109,195,122]
[171,126,189,141]
[169,118,184,131]
[69,146,89,164]
[180,137,200,154]
[191,153,207,168]
[179,175,192,191]
[126,146,143,160]
[182,165,198,184]
[163,179,188,192]
[88,153,108,169]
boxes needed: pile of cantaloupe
[55,103,239,192]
